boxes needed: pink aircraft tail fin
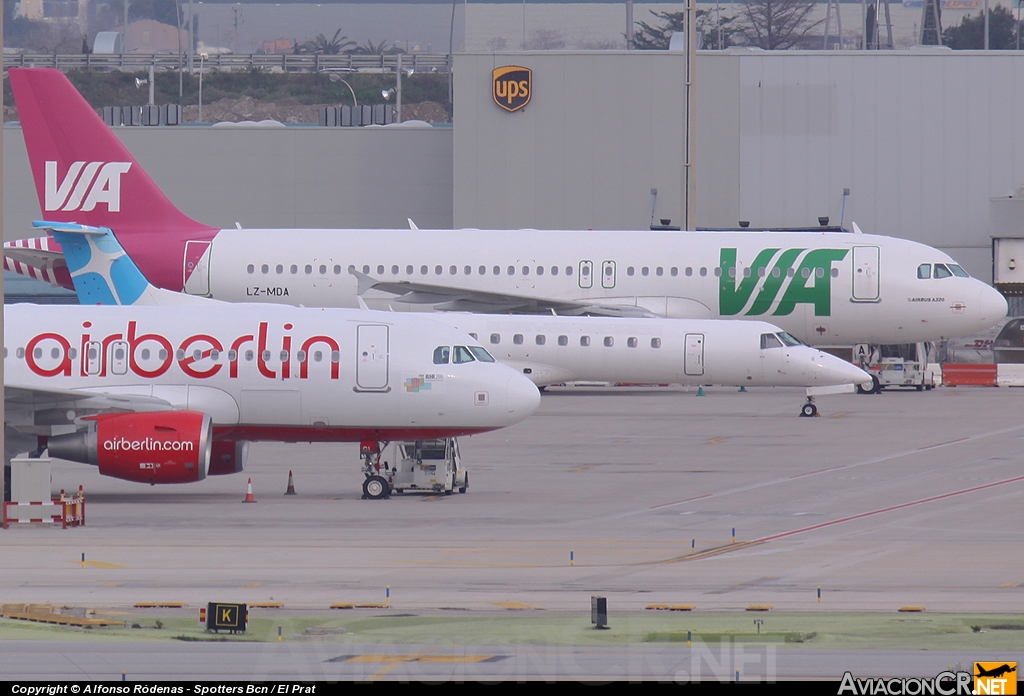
[9,68,218,291]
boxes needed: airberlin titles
[21,320,344,381]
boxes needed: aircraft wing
[350,270,654,318]
[5,384,175,439]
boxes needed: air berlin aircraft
[4,69,1006,348]
[4,225,540,498]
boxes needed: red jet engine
[48,411,212,484]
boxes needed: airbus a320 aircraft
[4,68,1007,348]
[5,224,540,500]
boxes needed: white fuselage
[425,314,870,388]
[4,304,540,441]
[194,228,1007,346]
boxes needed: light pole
[197,52,207,122]
[327,73,358,107]
[1018,0,1023,50]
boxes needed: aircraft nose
[506,373,541,425]
[976,283,1008,329]
[815,351,872,386]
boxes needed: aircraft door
[851,246,880,301]
[183,240,212,296]
[85,341,102,375]
[601,261,616,289]
[579,261,593,289]
[684,333,705,376]
[356,324,390,391]
[109,340,129,375]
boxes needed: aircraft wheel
[857,375,881,395]
[3,466,10,503]
[362,476,389,500]
[916,384,924,392]
[459,473,468,494]
[800,403,817,418]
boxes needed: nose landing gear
[800,396,818,418]
[359,440,391,500]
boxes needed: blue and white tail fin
[35,221,216,307]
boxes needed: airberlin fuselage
[4,304,541,442]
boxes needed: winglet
[851,221,863,235]
[36,221,214,307]
[408,218,419,231]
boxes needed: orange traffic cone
[284,470,296,496]
[243,478,257,503]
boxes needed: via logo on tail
[719,248,849,318]
[45,161,132,212]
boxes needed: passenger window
[604,336,614,347]
[314,351,323,362]
[551,266,559,276]
[566,266,573,276]
[16,347,24,359]
[421,265,428,275]
[757,267,765,277]
[433,346,450,364]
[245,350,254,361]
[507,266,515,275]
[262,350,271,361]
[33,347,42,359]
[580,336,591,347]
[700,267,707,277]
[478,266,486,275]
[261,264,269,274]
[558,335,568,346]
[493,266,500,275]
[228,350,237,361]
[831,268,839,278]
[279,351,289,361]
[392,265,400,275]
[743,267,751,278]
[671,267,679,276]
[686,267,693,277]
[651,338,662,348]
[522,266,530,276]
[406,265,414,275]
[933,264,953,279]
[627,337,638,348]
[815,267,825,279]
[297,350,306,362]
[276,264,283,274]
[450,265,458,275]
[334,265,341,274]
[656,267,664,276]
[801,268,811,279]
[51,347,61,359]
[362,265,370,274]
[305,265,312,274]
[290,264,298,274]
[69,348,78,359]
[320,265,327,275]
[211,350,220,361]
[714,267,722,277]
[175,349,185,360]
[642,267,650,277]
[490,333,500,345]
[435,265,443,275]
[159,349,168,360]
[760,333,783,349]
[331,351,340,362]
[536,335,546,346]
[537,266,544,276]
[452,346,476,364]
[772,267,781,278]
[787,268,796,278]
[377,265,385,275]
[246,264,254,274]
[463,266,471,275]
[513,334,524,345]
[627,267,635,276]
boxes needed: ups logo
[492,66,531,112]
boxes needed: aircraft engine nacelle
[48,411,213,484]
[208,440,248,476]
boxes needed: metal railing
[3,53,452,73]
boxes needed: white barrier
[996,363,1024,387]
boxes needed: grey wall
[453,51,687,232]
[454,49,1024,282]
[3,123,454,241]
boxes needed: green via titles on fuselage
[719,248,850,317]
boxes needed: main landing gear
[800,396,818,418]
[359,440,391,500]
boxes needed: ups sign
[492,66,532,112]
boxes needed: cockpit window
[467,346,496,363]
[917,264,931,280]
[933,264,953,279]
[949,264,969,277]
[776,332,802,346]
[760,333,783,349]
[433,346,450,365]
[452,346,476,364]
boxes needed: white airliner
[4,225,540,499]
[4,68,1007,348]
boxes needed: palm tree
[296,28,355,55]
